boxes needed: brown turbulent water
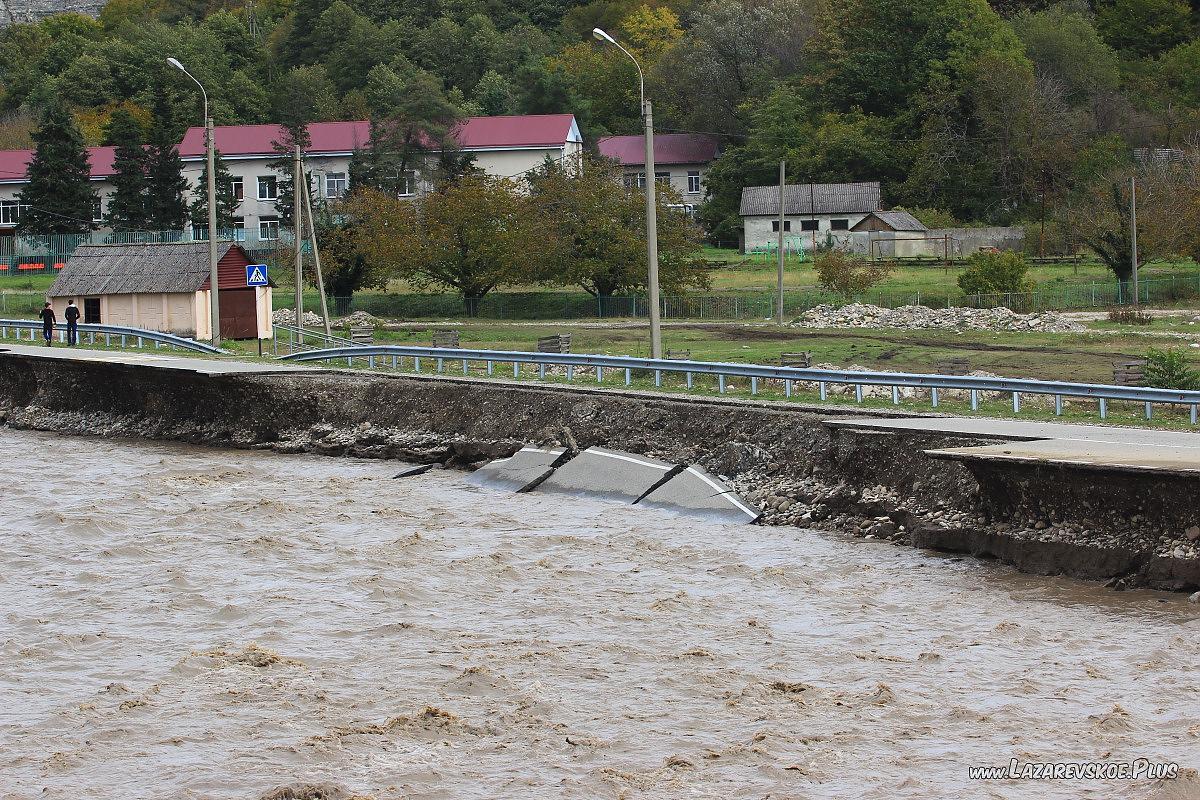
[1,428,1197,800]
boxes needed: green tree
[956,250,1035,295]
[473,69,517,116]
[347,175,546,313]
[188,149,239,230]
[1095,0,1190,58]
[1011,4,1120,105]
[144,92,189,229]
[103,108,151,230]
[814,249,894,298]
[528,155,706,298]
[16,100,96,234]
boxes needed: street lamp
[168,57,220,346]
[593,27,662,359]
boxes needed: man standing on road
[38,302,55,346]
[64,300,79,346]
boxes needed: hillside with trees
[2,0,1200,242]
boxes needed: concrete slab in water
[638,464,761,524]
[467,445,568,492]
[533,446,680,503]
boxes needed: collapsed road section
[1,342,1198,590]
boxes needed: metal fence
[0,319,225,354]
[287,272,1200,321]
[279,344,1200,424]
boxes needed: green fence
[267,273,1200,322]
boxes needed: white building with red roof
[0,146,118,237]
[177,114,582,245]
[0,114,582,246]
[596,133,719,215]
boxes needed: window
[92,197,103,223]
[258,217,279,240]
[191,225,208,240]
[623,173,641,189]
[0,200,22,225]
[326,172,348,198]
[391,170,417,196]
[771,220,792,232]
[687,171,701,194]
[257,175,278,201]
[654,171,670,185]
[230,177,244,202]
[800,219,819,232]
[83,298,101,324]
[233,218,246,242]
[831,218,849,230]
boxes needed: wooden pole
[301,171,332,337]
[1130,175,1139,306]
[776,159,785,325]
[293,145,304,340]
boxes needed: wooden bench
[537,334,571,354]
[432,329,460,348]
[349,325,374,345]
[780,351,812,368]
[666,349,691,360]
[935,357,971,376]
[1113,359,1146,386]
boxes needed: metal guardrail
[279,345,1200,424]
[0,319,226,354]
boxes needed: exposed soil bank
[1,350,1197,591]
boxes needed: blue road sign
[245,264,269,287]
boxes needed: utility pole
[205,112,219,345]
[293,145,305,338]
[301,172,332,337]
[809,180,817,252]
[643,98,662,358]
[776,160,785,326]
[1130,175,1139,306]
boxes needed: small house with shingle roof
[739,182,881,250]
[850,210,927,233]
[48,241,272,340]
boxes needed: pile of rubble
[272,308,326,326]
[336,310,382,327]
[793,303,1086,333]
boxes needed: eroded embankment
[0,351,1197,591]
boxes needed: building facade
[596,133,719,216]
[177,114,584,247]
[739,182,881,251]
[0,146,117,242]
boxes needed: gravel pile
[272,308,325,326]
[337,310,381,327]
[794,303,1087,333]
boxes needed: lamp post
[168,57,220,346]
[593,27,661,359]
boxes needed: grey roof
[853,210,928,231]
[739,182,881,216]
[49,241,241,297]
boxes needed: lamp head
[592,27,615,44]
[166,57,185,71]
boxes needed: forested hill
[2,0,1200,236]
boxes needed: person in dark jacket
[38,302,55,346]
[64,300,80,346]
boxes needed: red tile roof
[178,114,580,158]
[597,133,719,167]
[0,146,118,184]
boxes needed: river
[0,428,1196,799]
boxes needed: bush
[956,250,1035,296]
[813,249,894,298]
[1107,307,1154,325]
[1143,347,1200,390]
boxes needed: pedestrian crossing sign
[245,264,269,286]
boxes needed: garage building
[47,241,272,340]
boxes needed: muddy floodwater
[1,428,1197,799]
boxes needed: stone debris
[336,310,381,327]
[272,308,325,326]
[793,303,1086,333]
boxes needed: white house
[0,146,118,249]
[596,133,719,216]
[740,181,881,251]
[177,114,584,247]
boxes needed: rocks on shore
[793,303,1086,333]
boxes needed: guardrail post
[931,387,939,408]
[513,360,519,378]
[751,377,758,395]
[1099,398,1107,419]
[436,357,444,373]
[1192,404,1197,425]
[1054,395,1062,416]
[414,356,421,372]
[855,385,863,403]
[567,366,574,382]
[105,333,111,346]
[1145,402,1152,420]
[785,379,792,398]
[1012,392,1020,413]
[596,366,603,383]
[539,364,545,380]
[392,355,398,369]
[486,359,492,375]
[655,370,662,387]
[368,355,375,368]
[686,371,693,389]
[718,374,725,393]
[891,386,899,405]
[625,368,631,386]
[970,389,978,411]
[462,358,468,375]
[136,336,143,348]
[819,382,826,401]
